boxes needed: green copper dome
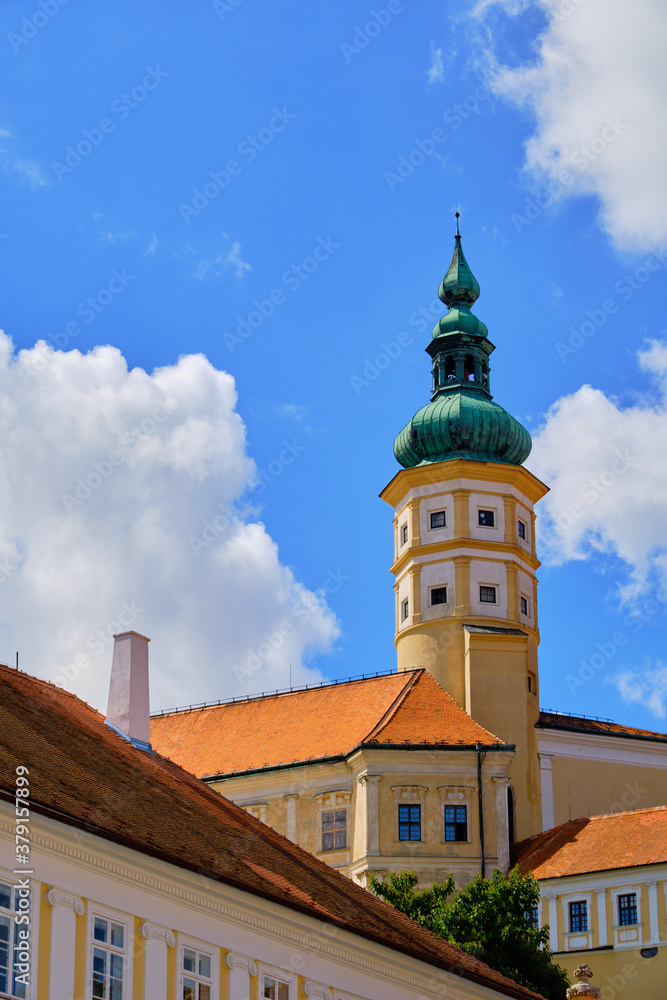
[393,219,531,469]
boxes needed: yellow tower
[381,221,548,842]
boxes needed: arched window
[445,356,456,381]
[464,354,475,381]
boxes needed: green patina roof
[393,220,531,469]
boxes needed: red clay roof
[513,807,667,879]
[150,669,506,778]
[0,663,539,1000]
[538,711,667,743]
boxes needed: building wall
[537,729,667,830]
[208,747,514,888]
[0,801,515,1000]
[537,865,667,1000]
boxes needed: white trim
[224,952,258,976]
[45,887,84,915]
[139,921,175,947]
[0,869,40,1000]
[178,932,219,1000]
[561,892,593,951]
[257,961,297,1000]
[537,727,667,768]
[610,885,643,949]
[86,901,133,1000]
[304,982,333,1000]
[538,754,554,832]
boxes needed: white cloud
[144,232,159,256]
[479,0,667,251]
[0,334,339,712]
[187,234,251,281]
[97,230,138,246]
[427,42,445,84]
[608,661,667,719]
[0,128,48,189]
[528,340,667,599]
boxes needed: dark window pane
[520,597,528,615]
[518,520,526,539]
[335,810,346,825]
[334,829,347,849]
[569,901,588,933]
[619,894,637,926]
[199,954,211,978]
[94,917,108,943]
[199,985,211,1000]
[480,586,496,603]
[478,510,495,527]
[321,811,334,831]
[322,831,334,851]
[183,979,196,1000]
[264,977,276,999]
[183,948,196,973]
[278,983,290,1000]
[431,587,447,605]
[0,885,11,911]
[430,511,446,529]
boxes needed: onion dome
[393,216,531,469]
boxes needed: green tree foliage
[369,868,569,1000]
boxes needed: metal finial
[455,211,460,237]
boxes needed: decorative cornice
[46,887,84,915]
[304,981,333,1000]
[225,952,258,976]
[139,921,176,947]
[358,774,381,786]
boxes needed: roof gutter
[201,742,515,784]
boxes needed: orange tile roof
[513,807,667,879]
[0,663,540,1000]
[150,669,506,778]
[538,711,667,743]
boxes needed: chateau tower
[381,220,548,841]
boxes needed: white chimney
[105,631,152,751]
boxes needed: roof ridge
[0,660,105,715]
[363,669,423,742]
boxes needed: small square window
[518,520,526,539]
[618,893,638,926]
[401,524,408,545]
[520,596,528,615]
[264,976,290,1000]
[525,906,539,929]
[479,585,496,604]
[444,805,467,841]
[430,510,446,529]
[478,509,495,527]
[431,586,448,606]
[569,900,588,933]
[398,804,421,841]
[321,809,347,851]
[401,598,409,621]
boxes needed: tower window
[518,519,526,539]
[321,809,347,851]
[431,586,447,606]
[528,671,537,694]
[445,356,456,381]
[479,585,497,604]
[618,893,638,926]
[401,598,409,621]
[478,509,495,527]
[568,900,588,933]
[398,804,421,841]
[430,510,446,529]
[401,524,408,545]
[444,805,467,842]
[464,354,475,381]
[520,596,529,616]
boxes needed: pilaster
[358,773,382,856]
[453,556,471,616]
[538,753,555,831]
[452,489,470,540]
[46,887,84,1000]
[595,889,608,947]
[503,496,517,544]
[139,921,175,1000]
[492,776,511,872]
[284,793,298,843]
[409,565,422,624]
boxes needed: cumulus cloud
[608,661,667,719]
[479,0,667,251]
[0,335,339,712]
[528,340,667,600]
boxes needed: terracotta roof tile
[0,664,539,1000]
[513,807,667,879]
[150,670,505,778]
[537,711,667,742]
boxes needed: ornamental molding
[304,981,333,1000]
[244,804,268,824]
[438,785,474,803]
[46,887,84,915]
[225,952,258,976]
[392,784,428,802]
[3,816,492,1000]
[139,921,175,947]
[313,789,352,808]
[357,774,381,787]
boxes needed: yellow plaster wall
[73,898,87,1000]
[558,946,665,1000]
[37,883,51,1000]
[551,757,667,825]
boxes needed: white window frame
[429,585,448,607]
[178,933,218,1000]
[86,903,133,1000]
[479,584,498,606]
[0,871,40,1000]
[561,892,593,950]
[477,507,496,529]
[611,885,643,949]
[258,962,297,1000]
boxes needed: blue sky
[1,0,667,729]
